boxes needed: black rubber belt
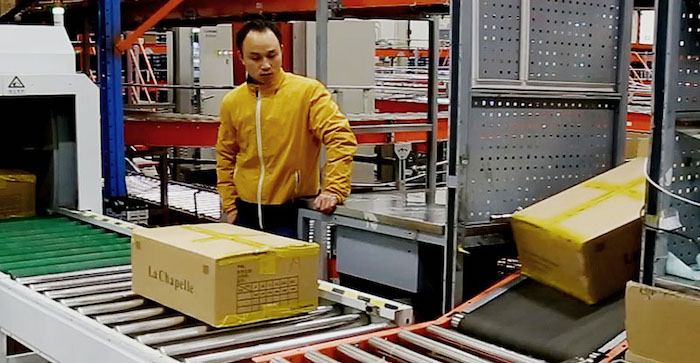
[456,278,624,362]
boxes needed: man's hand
[314,193,338,215]
[226,214,237,224]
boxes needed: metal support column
[316,0,329,184]
[315,0,329,85]
[613,0,634,166]
[445,0,466,313]
[98,0,126,198]
[0,331,6,363]
[641,0,680,284]
[426,16,440,206]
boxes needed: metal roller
[44,281,132,299]
[397,330,491,363]
[95,307,165,325]
[136,326,210,345]
[451,313,465,329]
[77,299,145,315]
[337,343,386,363]
[184,323,390,363]
[160,314,361,356]
[60,290,135,307]
[115,316,187,335]
[136,305,335,346]
[15,265,131,285]
[29,272,132,292]
[305,350,341,363]
[270,357,293,363]
[426,326,545,363]
[368,337,442,363]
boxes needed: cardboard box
[625,131,651,159]
[511,158,646,304]
[0,0,16,16]
[0,170,36,220]
[132,223,319,327]
[626,281,700,363]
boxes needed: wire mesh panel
[528,0,621,83]
[478,0,521,80]
[463,97,615,221]
[666,131,700,264]
[643,0,700,284]
[458,0,630,225]
[677,1,700,112]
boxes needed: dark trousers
[234,199,299,239]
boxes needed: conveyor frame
[0,211,413,363]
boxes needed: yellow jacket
[216,71,358,216]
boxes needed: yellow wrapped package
[0,170,36,220]
[131,223,319,327]
[511,158,646,304]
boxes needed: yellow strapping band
[184,225,270,249]
[182,225,318,271]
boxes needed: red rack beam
[376,48,450,58]
[627,112,651,133]
[124,117,448,147]
[122,0,448,25]
[124,119,219,147]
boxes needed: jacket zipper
[294,170,300,199]
[255,90,265,230]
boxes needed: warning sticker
[7,76,26,94]
[8,77,24,88]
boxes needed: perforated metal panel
[463,97,615,221]
[667,131,700,264]
[676,1,700,112]
[528,0,620,83]
[478,0,521,80]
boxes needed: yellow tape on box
[511,158,646,304]
[132,223,319,327]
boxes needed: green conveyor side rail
[0,216,132,278]
[0,217,74,232]
[9,257,132,278]
[0,241,130,264]
[0,228,106,243]
[0,232,118,249]
[0,236,127,259]
[0,248,130,272]
[0,224,92,239]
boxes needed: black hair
[235,19,282,51]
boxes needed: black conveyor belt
[456,278,624,362]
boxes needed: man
[216,19,357,238]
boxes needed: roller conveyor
[0,210,412,363]
[252,275,628,363]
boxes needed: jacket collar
[246,70,286,97]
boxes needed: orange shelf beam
[116,0,185,53]
[376,47,450,58]
[122,0,448,25]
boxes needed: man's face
[239,29,283,85]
